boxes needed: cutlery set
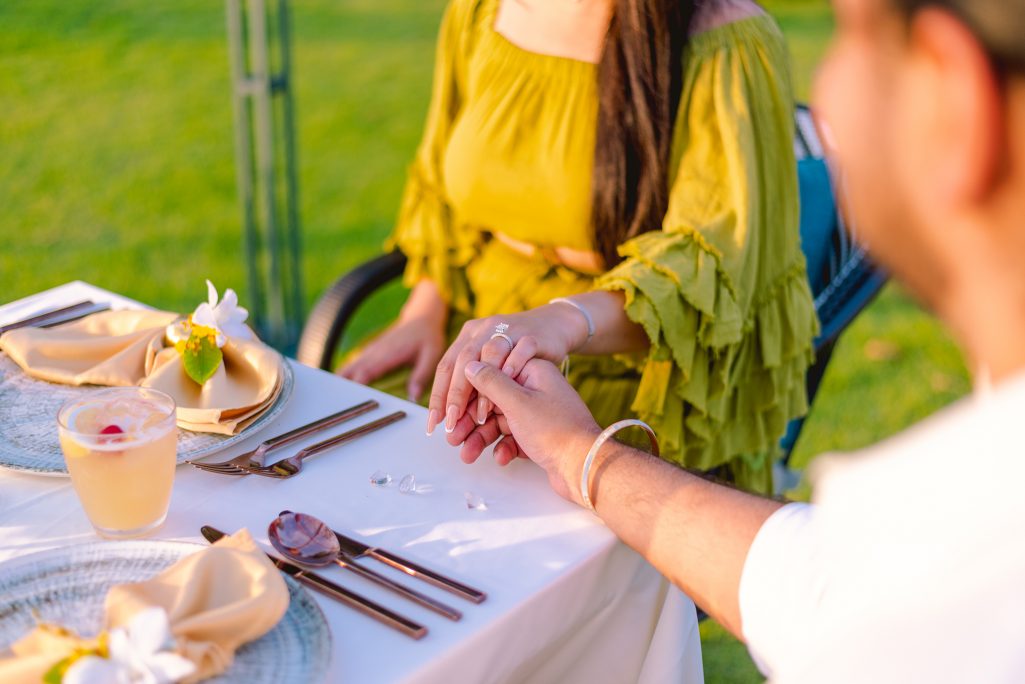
[203,514,486,640]
[195,401,480,638]
[189,399,405,479]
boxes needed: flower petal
[219,287,239,311]
[206,280,219,307]
[64,655,128,684]
[221,322,255,342]
[143,652,197,683]
[125,607,172,656]
[107,628,131,662]
[192,303,219,331]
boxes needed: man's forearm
[587,444,783,638]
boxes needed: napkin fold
[0,310,283,435]
[0,310,176,386]
[0,530,290,684]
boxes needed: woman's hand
[447,359,602,503]
[338,280,447,402]
[426,303,592,436]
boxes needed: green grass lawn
[0,2,971,681]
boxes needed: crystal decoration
[369,470,392,487]
[464,491,488,511]
[398,474,417,494]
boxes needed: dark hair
[591,0,697,267]
[893,1,1025,72]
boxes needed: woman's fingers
[428,323,480,435]
[338,342,405,386]
[458,415,503,464]
[475,335,514,424]
[408,339,442,403]
[443,343,488,431]
[427,349,455,435]
[493,434,522,466]
[500,335,539,380]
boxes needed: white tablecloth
[0,282,703,683]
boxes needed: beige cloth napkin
[0,310,283,435]
[0,530,290,684]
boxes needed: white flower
[191,280,254,347]
[63,608,196,684]
[164,319,191,346]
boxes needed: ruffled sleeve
[386,0,482,314]
[595,18,819,480]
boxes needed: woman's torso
[439,0,788,317]
[442,0,600,258]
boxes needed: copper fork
[247,411,407,479]
[188,399,378,474]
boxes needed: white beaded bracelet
[549,297,595,343]
[580,419,659,512]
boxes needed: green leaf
[43,654,78,684]
[182,331,223,385]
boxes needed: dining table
[0,281,704,683]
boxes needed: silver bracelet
[580,419,659,512]
[549,297,595,344]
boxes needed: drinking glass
[57,387,177,538]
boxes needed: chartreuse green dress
[385,0,818,494]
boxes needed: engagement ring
[490,323,513,349]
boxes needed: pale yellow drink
[58,388,177,538]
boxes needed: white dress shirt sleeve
[737,502,821,678]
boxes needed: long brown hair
[592,0,697,267]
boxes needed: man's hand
[453,361,780,639]
[448,359,602,503]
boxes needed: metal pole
[225,0,264,326]
[246,0,285,338]
[277,0,303,340]
[226,0,303,354]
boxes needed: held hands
[448,359,601,504]
[426,303,591,435]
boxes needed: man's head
[815,0,1025,377]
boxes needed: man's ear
[905,8,1005,205]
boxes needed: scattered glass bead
[369,470,392,487]
[398,474,417,494]
[464,491,488,511]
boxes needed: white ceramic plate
[0,540,331,683]
[0,353,294,476]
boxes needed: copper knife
[200,525,427,640]
[278,510,486,604]
[333,526,486,603]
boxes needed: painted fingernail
[427,409,439,436]
[477,397,488,425]
[445,404,458,433]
